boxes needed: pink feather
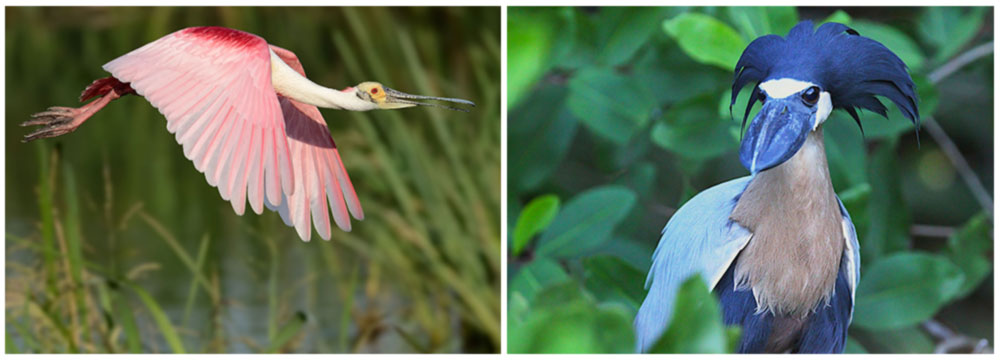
[101,27,363,241]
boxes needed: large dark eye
[757,90,766,104]
[801,86,820,106]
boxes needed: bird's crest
[730,21,920,136]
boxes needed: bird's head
[731,21,919,174]
[354,81,475,112]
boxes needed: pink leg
[22,77,134,142]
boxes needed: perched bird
[23,26,474,241]
[634,21,919,353]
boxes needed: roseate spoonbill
[22,26,475,241]
[634,21,918,353]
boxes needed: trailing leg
[22,76,134,142]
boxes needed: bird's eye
[371,88,379,95]
[801,86,820,106]
[757,90,766,104]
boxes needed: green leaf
[845,336,867,353]
[509,258,569,303]
[583,255,647,310]
[719,77,760,121]
[607,125,654,171]
[663,13,746,69]
[850,20,925,70]
[652,95,739,160]
[650,274,736,353]
[509,293,635,353]
[863,140,911,261]
[677,176,699,207]
[762,7,798,35]
[532,281,589,308]
[615,162,657,199]
[567,67,656,145]
[944,212,992,298]
[512,194,561,255]
[838,182,871,238]
[509,85,579,192]
[634,42,728,106]
[824,114,867,189]
[919,7,987,65]
[547,8,586,69]
[614,162,657,236]
[822,10,852,26]
[725,7,798,41]
[853,252,965,330]
[508,194,522,231]
[853,326,935,353]
[508,8,558,108]
[535,186,637,258]
[593,7,669,66]
[551,8,597,69]
[508,291,531,327]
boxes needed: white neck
[268,50,375,111]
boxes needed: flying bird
[634,21,918,353]
[23,26,474,241]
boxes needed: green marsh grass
[6,7,499,353]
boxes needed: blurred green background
[508,7,992,353]
[6,7,500,353]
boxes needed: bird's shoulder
[635,176,753,352]
[661,176,751,236]
[268,45,308,77]
[173,26,267,50]
[649,176,752,286]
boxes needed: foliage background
[6,7,500,353]
[507,6,993,353]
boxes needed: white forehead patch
[759,78,816,99]
[814,91,833,130]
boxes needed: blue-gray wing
[634,176,754,352]
[836,196,860,320]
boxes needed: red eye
[371,88,378,94]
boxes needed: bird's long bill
[738,98,814,174]
[383,87,476,112]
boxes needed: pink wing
[268,45,364,240]
[103,27,295,217]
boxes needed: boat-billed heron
[634,21,919,353]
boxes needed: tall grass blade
[6,327,20,353]
[138,212,219,303]
[266,236,279,342]
[121,281,185,353]
[60,161,91,348]
[34,144,58,297]
[181,234,211,330]
[394,325,430,353]
[26,298,77,352]
[9,316,43,353]
[265,312,307,353]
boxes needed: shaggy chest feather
[729,130,844,318]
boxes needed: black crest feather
[730,21,920,133]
